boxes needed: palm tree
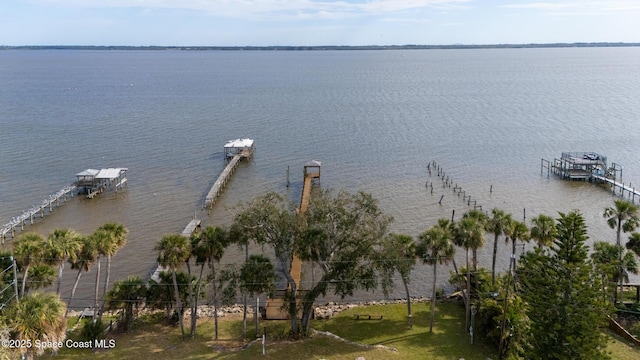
[66,235,98,316]
[13,232,45,297]
[626,232,640,257]
[240,254,276,337]
[462,209,488,272]
[530,214,557,249]
[44,228,80,295]
[486,208,512,287]
[604,200,640,247]
[192,226,228,339]
[453,214,486,331]
[504,220,529,275]
[604,200,639,302]
[26,263,56,292]
[379,234,416,328]
[89,228,111,316]
[156,233,192,341]
[96,222,128,319]
[592,241,639,303]
[417,226,455,333]
[107,276,146,332]
[4,292,66,360]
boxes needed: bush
[79,319,107,342]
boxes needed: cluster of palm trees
[0,222,126,360]
[403,199,640,337]
[7,222,128,317]
[154,226,235,341]
[410,208,550,333]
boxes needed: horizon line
[2,42,640,50]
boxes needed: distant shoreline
[2,42,640,51]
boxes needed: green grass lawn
[51,301,640,360]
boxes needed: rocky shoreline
[189,296,434,320]
[68,296,435,320]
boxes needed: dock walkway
[1,184,77,243]
[205,154,241,208]
[592,175,640,203]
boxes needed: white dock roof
[224,138,254,148]
[95,168,128,179]
[76,169,100,177]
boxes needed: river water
[1,47,640,309]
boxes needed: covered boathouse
[550,152,609,180]
[75,168,128,198]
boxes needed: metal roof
[95,168,128,179]
[224,138,254,148]
[76,169,100,177]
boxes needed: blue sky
[2,0,639,46]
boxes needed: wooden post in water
[438,195,444,205]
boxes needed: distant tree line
[2,43,640,51]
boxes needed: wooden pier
[1,185,77,243]
[265,160,320,320]
[1,167,128,243]
[204,139,255,209]
[149,217,202,283]
[543,152,640,204]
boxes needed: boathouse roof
[76,168,128,180]
[305,160,321,167]
[95,168,128,179]
[76,169,100,177]
[224,138,254,148]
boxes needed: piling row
[426,160,487,213]
[1,185,77,243]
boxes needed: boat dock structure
[1,167,128,243]
[542,152,640,204]
[266,160,321,320]
[75,168,128,198]
[204,138,255,209]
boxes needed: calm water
[2,47,640,309]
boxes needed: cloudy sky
[2,0,639,46]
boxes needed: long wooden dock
[1,184,77,243]
[204,139,255,209]
[1,167,128,243]
[266,160,320,320]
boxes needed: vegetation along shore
[3,185,640,359]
